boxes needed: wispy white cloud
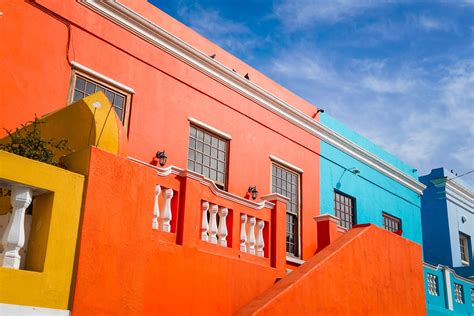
[175,3,261,53]
[265,44,474,187]
[273,0,386,29]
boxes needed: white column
[208,204,218,244]
[159,188,173,232]
[152,185,161,230]
[201,201,209,241]
[1,185,33,269]
[240,214,247,252]
[217,207,228,247]
[443,266,453,311]
[256,219,265,257]
[247,217,256,255]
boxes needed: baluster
[217,207,228,247]
[208,204,218,244]
[256,220,265,257]
[159,188,173,232]
[240,214,247,252]
[247,217,256,255]
[152,185,161,230]
[1,185,32,269]
[201,201,209,241]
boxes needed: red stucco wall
[237,224,426,315]
[72,148,287,315]
[0,0,320,260]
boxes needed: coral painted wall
[237,224,426,316]
[72,148,286,315]
[0,0,320,260]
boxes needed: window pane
[85,81,96,94]
[75,77,86,91]
[187,125,229,187]
[73,90,85,102]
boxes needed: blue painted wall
[420,168,474,278]
[320,114,423,244]
[424,264,474,315]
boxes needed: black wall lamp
[312,108,325,118]
[248,186,258,200]
[349,167,361,175]
[156,150,167,167]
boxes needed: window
[271,163,300,257]
[334,191,355,229]
[70,73,130,125]
[383,212,402,233]
[187,125,228,189]
[454,283,464,304]
[460,234,470,265]
[427,273,438,296]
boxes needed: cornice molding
[127,157,275,210]
[83,1,426,194]
[423,262,474,284]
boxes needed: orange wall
[237,224,426,315]
[72,148,285,315]
[1,0,320,259]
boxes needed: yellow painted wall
[0,150,84,310]
[0,92,127,162]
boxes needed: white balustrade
[152,185,161,230]
[159,188,173,232]
[201,201,209,241]
[240,214,247,252]
[217,207,228,247]
[208,204,218,244]
[256,220,265,257]
[0,185,32,269]
[247,217,256,255]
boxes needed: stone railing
[129,157,288,273]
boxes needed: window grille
[272,163,300,257]
[187,125,228,189]
[383,212,401,233]
[334,191,355,229]
[72,74,128,123]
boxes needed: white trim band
[188,117,232,140]
[0,303,70,316]
[71,61,135,94]
[270,155,304,174]
[80,1,426,194]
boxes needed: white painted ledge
[286,255,305,265]
[270,155,304,174]
[0,303,70,316]
[188,117,232,140]
[71,61,135,94]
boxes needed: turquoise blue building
[319,114,423,245]
[319,114,474,315]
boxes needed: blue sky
[151,0,474,188]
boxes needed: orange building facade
[0,1,427,315]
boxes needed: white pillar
[152,185,161,230]
[248,217,256,255]
[256,219,265,257]
[240,214,247,252]
[208,204,218,244]
[159,188,173,232]
[201,201,209,241]
[217,207,228,247]
[1,185,33,269]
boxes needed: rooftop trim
[82,1,426,195]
